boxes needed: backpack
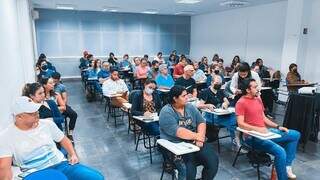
[247,150,272,167]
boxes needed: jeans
[204,112,237,142]
[175,143,219,180]
[47,161,104,180]
[63,105,78,130]
[244,129,300,180]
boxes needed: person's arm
[0,157,12,180]
[222,97,230,109]
[56,94,66,112]
[237,115,268,133]
[230,74,239,94]
[192,88,197,97]
[195,122,206,147]
[176,127,204,142]
[59,137,79,165]
[61,92,68,104]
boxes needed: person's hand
[68,154,79,165]
[144,111,152,117]
[256,127,269,134]
[222,102,228,109]
[278,126,289,133]
[235,89,242,95]
[195,133,205,143]
[195,141,204,148]
[206,104,215,111]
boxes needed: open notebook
[157,139,200,156]
[237,127,281,140]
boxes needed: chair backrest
[129,90,141,104]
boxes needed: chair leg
[160,166,165,180]
[217,138,221,154]
[135,132,141,151]
[149,136,153,164]
[232,146,242,167]
[257,164,260,180]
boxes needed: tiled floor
[66,80,320,180]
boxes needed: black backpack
[247,150,272,167]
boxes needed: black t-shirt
[39,105,52,119]
[199,88,224,107]
[175,77,196,94]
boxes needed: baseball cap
[184,65,194,71]
[12,96,41,116]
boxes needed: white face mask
[145,87,154,95]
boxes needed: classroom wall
[190,1,287,69]
[35,9,191,77]
[0,0,36,130]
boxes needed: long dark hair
[168,85,186,105]
[39,77,56,97]
[22,83,42,97]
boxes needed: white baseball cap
[12,96,41,116]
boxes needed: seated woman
[135,58,150,79]
[87,59,102,93]
[197,75,238,149]
[0,96,104,180]
[131,79,162,136]
[22,83,65,131]
[98,61,110,84]
[41,78,66,113]
[159,85,219,180]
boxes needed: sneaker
[286,166,297,179]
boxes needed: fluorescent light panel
[176,0,202,4]
[56,4,74,10]
[142,9,158,14]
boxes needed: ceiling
[31,0,286,16]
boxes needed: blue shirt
[88,68,100,79]
[155,74,174,89]
[119,60,131,69]
[97,69,110,79]
[54,83,66,95]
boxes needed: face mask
[145,87,154,95]
[214,70,220,75]
[292,68,297,72]
[154,67,159,71]
[213,84,222,90]
[41,64,48,71]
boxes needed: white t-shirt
[0,120,65,177]
[102,78,128,96]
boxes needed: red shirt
[173,64,184,76]
[235,96,265,127]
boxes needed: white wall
[299,0,320,82]
[0,0,35,130]
[190,1,288,69]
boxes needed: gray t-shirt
[159,103,205,143]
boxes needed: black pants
[261,89,274,114]
[182,143,219,180]
[63,105,78,130]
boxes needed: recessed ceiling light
[102,7,119,12]
[56,4,74,10]
[175,11,195,15]
[220,0,249,8]
[176,0,202,4]
[142,10,158,14]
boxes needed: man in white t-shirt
[102,68,129,107]
[0,96,104,180]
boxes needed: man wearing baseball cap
[175,65,197,97]
[0,96,104,180]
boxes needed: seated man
[175,65,197,98]
[98,61,110,84]
[192,62,207,83]
[159,85,219,180]
[173,57,187,79]
[155,64,174,90]
[198,75,238,149]
[102,68,129,108]
[0,96,104,180]
[286,63,308,92]
[119,54,132,70]
[147,60,160,80]
[52,72,78,140]
[235,79,300,180]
